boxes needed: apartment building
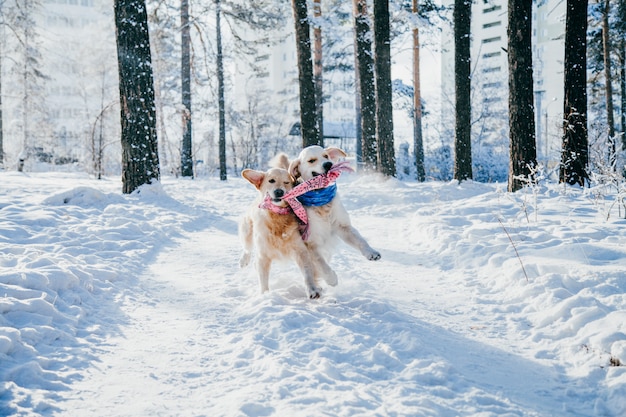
[441,0,566,165]
[2,0,117,169]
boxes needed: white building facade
[441,0,566,175]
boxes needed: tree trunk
[292,0,321,148]
[621,40,626,145]
[114,0,160,194]
[0,37,4,169]
[313,0,323,142]
[353,0,377,171]
[453,0,473,181]
[413,0,425,182]
[560,0,588,186]
[602,0,616,170]
[216,0,227,180]
[373,0,396,176]
[181,0,193,178]
[507,0,537,192]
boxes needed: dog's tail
[269,153,290,170]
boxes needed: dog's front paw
[366,250,381,261]
[308,286,323,299]
[239,252,251,268]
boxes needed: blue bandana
[297,183,337,207]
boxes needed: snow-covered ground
[1,170,625,416]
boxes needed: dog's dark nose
[323,161,333,172]
[274,189,284,198]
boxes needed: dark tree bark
[291,0,321,148]
[114,0,160,194]
[180,0,193,178]
[373,0,396,176]
[216,0,227,180]
[453,0,473,181]
[560,0,589,186]
[0,42,3,168]
[507,0,537,192]
[621,40,626,143]
[413,0,425,182]
[353,0,377,170]
[601,0,616,169]
[313,0,323,141]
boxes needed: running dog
[239,167,337,299]
[287,145,381,264]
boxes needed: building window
[483,5,502,13]
[483,21,501,29]
[483,81,502,88]
[482,66,501,73]
[483,51,501,59]
[482,36,501,44]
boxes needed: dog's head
[289,146,347,181]
[242,167,296,207]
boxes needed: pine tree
[560,0,589,186]
[507,0,537,192]
[291,0,321,148]
[180,0,193,178]
[412,0,425,182]
[216,0,227,180]
[453,0,473,181]
[114,0,160,194]
[353,0,377,171]
[373,0,395,176]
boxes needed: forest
[0,0,624,195]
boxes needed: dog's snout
[274,189,284,198]
[323,161,333,172]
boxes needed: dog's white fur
[239,167,337,299]
[287,145,381,264]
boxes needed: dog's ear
[241,169,265,190]
[288,159,301,179]
[324,147,347,162]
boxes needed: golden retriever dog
[239,167,337,299]
[287,145,381,264]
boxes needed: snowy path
[59,180,595,417]
[3,173,623,416]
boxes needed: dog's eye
[308,158,316,164]
[268,179,276,183]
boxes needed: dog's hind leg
[308,245,338,286]
[238,217,253,268]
